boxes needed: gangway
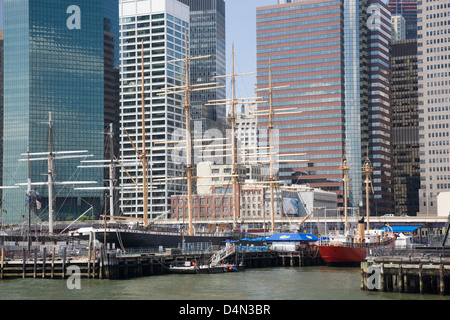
[209,244,236,266]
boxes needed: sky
[225,0,276,100]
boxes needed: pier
[0,242,323,280]
[361,247,450,295]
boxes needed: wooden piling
[440,264,445,295]
[33,250,37,278]
[380,263,385,292]
[87,245,91,278]
[419,263,423,294]
[42,247,47,279]
[51,247,55,279]
[398,264,403,293]
[22,248,26,279]
[1,248,4,280]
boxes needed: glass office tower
[256,0,347,209]
[176,0,226,129]
[256,0,393,217]
[2,0,119,223]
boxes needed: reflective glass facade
[367,0,394,215]
[177,0,226,129]
[391,39,419,216]
[257,0,393,217]
[344,0,366,212]
[3,0,119,223]
[256,0,347,208]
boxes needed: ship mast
[253,59,306,234]
[341,147,350,234]
[206,43,267,231]
[362,147,373,232]
[18,112,96,234]
[141,40,149,227]
[158,30,223,236]
[48,112,54,233]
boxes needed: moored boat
[317,218,395,265]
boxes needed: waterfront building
[176,0,227,131]
[2,0,119,223]
[119,0,189,220]
[387,0,417,39]
[391,39,419,216]
[417,0,450,216]
[196,161,263,195]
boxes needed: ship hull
[317,245,367,265]
[318,238,396,265]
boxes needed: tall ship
[71,42,256,250]
[317,153,396,265]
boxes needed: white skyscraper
[119,0,190,219]
[418,0,450,216]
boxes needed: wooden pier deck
[0,245,323,280]
[361,253,450,295]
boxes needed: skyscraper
[256,0,347,209]
[367,0,394,216]
[2,0,119,223]
[256,0,393,217]
[176,0,226,130]
[119,0,189,219]
[388,0,417,39]
[417,0,450,216]
[391,14,407,40]
[391,39,419,216]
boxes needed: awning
[266,233,318,242]
[379,226,420,233]
[239,237,268,242]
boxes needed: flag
[36,194,42,210]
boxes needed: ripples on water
[0,266,449,301]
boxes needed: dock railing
[367,244,450,259]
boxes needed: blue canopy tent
[379,226,420,233]
[266,233,318,242]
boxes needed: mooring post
[22,248,26,278]
[440,264,445,295]
[33,250,37,278]
[1,248,4,280]
[42,247,47,278]
[62,247,67,279]
[51,247,55,279]
[88,243,92,278]
[380,263,385,292]
[419,263,423,294]
[398,264,403,293]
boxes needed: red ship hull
[318,245,367,264]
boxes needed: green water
[0,266,448,301]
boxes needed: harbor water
[1,265,449,301]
